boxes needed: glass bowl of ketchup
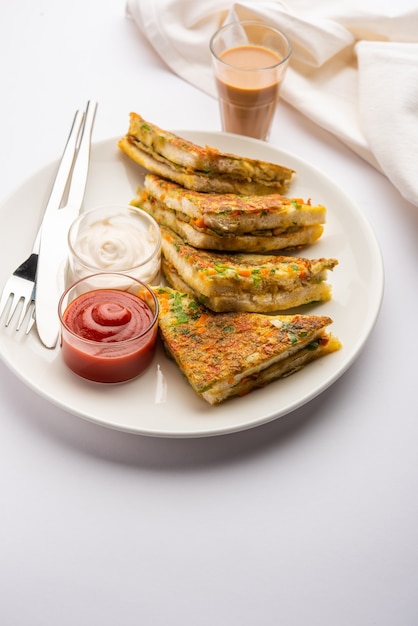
[58,272,159,383]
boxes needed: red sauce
[61,289,158,383]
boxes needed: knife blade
[35,100,97,348]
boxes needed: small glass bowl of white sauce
[67,205,161,288]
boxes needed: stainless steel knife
[35,100,98,348]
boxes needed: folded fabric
[127,0,418,207]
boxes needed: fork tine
[16,300,32,331]
[4,292,23,326]
[7,296,30,329]
[0,287,11,320]
[25,304,36,334]
[3,276,34,327]
[23,286,36,334]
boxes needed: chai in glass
[210,21,292,140]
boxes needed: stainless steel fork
[0,107,87,332]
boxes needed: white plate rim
[0,131,384,438]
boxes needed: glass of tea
[210,20,292,141]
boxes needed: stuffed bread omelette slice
[141,174,325,233]
[135,192,323,252]
[131,174,326,252]
[119,112,294,194]
[154,287,341,405]
[160,226,338,313]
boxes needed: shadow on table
[4,360,352,472]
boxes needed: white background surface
[0,1,417,624]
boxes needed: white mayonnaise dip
[67,207,161,286]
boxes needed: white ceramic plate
[0,132,384,437]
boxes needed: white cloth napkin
[127,0,418,207]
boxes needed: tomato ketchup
[59,281,159,383]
